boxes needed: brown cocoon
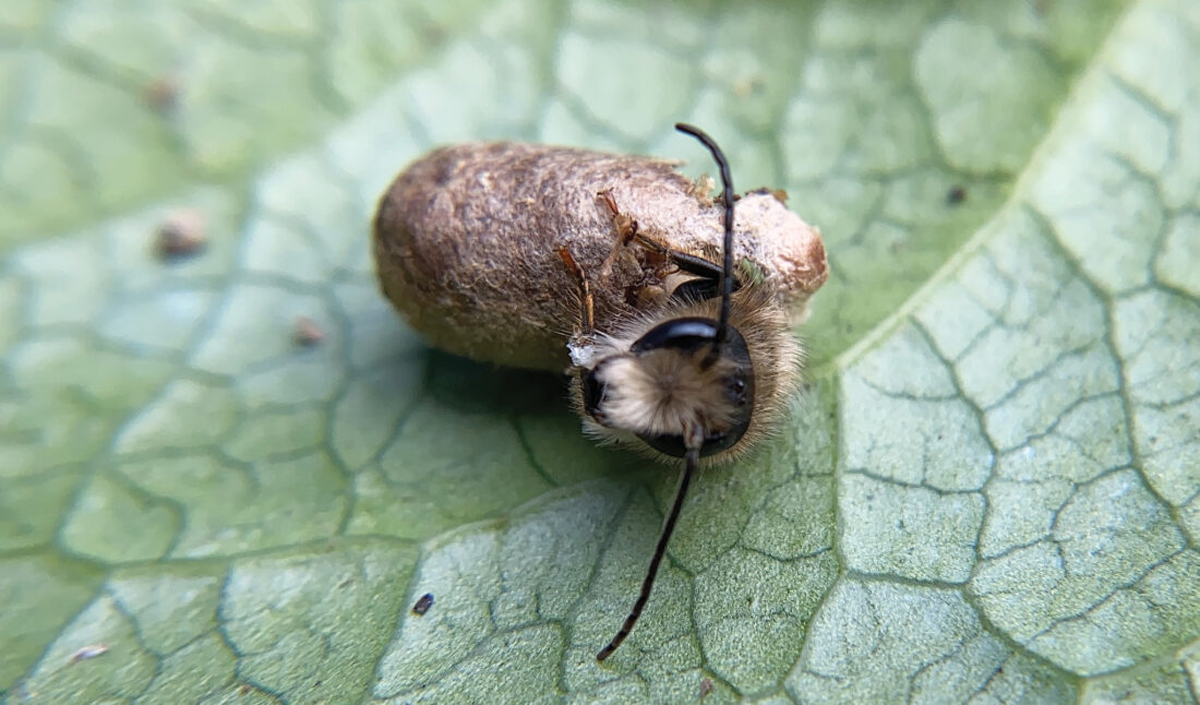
[373,141,826,371]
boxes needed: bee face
[582,317,754,458]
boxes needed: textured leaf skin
[3,1,1199,703]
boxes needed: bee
[373,124,827,661]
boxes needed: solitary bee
[373,124,827,661]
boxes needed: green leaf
[3,0,1198,702]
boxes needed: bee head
[582,317,753,458]
[581,123,753,461]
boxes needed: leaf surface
[3,0,1198,702]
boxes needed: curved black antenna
[674,123,734,346]
[597,443,700,662]
[596,127,735,662]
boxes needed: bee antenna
[597,440,701,662]
[674,123,734,347]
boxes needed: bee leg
[597,189,639,246]
[628,242,740,303]
[596,190,641,277]
[557,246,594,336]
[595,189,740,304]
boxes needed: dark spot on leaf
[413,592,435,616]
[156,208,207,260]
[294,316,325,347]
[733,75,765,98]
[145,74,180,114]
[947,185,968,206]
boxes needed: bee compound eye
[630,317,719,354]
[638,432,689,459]
[582,365,608,421]
[728,373,750,407]
[636,416,749,459]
